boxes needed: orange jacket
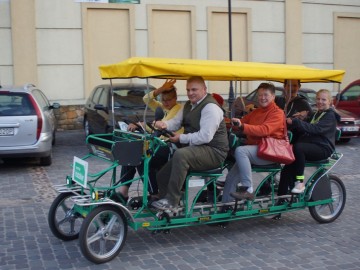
[242,102,285,145]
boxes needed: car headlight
[354,120,360,125]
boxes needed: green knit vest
[182,94,229,156]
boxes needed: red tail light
[28,95,43,140]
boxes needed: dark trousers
[120,146,170,195]
[277,142,332,196]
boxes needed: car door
[85,86,108,134]
[337,83,360,116]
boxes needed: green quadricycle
[48,57,346,264]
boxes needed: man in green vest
[152,76,229,210]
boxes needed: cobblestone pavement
[1,130,360,270]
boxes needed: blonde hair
[317,89,333,105]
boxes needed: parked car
[242,87,360,142]
[0,84,60,165]
[84,83,156,136]
[334,79,360,116]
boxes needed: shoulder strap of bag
[283,114,290,142]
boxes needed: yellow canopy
[99,57,345,83]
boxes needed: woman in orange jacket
[222,82,285,203]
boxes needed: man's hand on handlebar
[231,118,242,127]
[167,132,179,143]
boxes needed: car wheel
[40,153,52,166]
[52,130,56,146]
[84,118,92,137]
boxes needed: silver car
[0,84,60,166]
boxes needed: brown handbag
[257,117,295,165]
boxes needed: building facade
[1,0,360,129]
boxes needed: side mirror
[94,104,107,111]
[50,102,60,109]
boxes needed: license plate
[341,126,359,132]
[0,128,14,136]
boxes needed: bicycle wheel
[309,174,346,223]
[48,192,84,241]
[79,205,127,264]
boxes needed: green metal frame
[52,130,343,232]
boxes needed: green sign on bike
[72,156,88,188]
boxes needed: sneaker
[230,191,254,201]
[151,198,174,210]
[291,181,305,193]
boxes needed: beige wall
[2,0,360,105]
[207,7,251,96]
[334,13,360,87]
[82,4,135,97]
[10,0,38,85]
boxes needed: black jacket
[290,108,340,153]
[275,95,313,117]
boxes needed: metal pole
[228,0,235,114]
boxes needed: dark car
[0,84,60,165]
[334,79,360,116]
[242,87,360,142]
[84,83,156,136]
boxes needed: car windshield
[0,93,36,116]
[113,88,146,109]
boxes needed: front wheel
[79,205,128,264]
[309,175,346,223]
[48,192,84,241]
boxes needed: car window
[114,89,146,108]
[342,85,360,100]
[98,89,108,107]
[0,93,36,116]
[32,89,50,111]
[92,87,104,104]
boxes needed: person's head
[284,79,301,100]
[161,88,177,110]
[186,76,207,104]
[256,82,275,108]
[316,89,332,111]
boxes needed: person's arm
[179,103,223,145]
[157,107,184,132]
[291,111,336,136]
[143,90,162,111]
[242,110,284,137]
[143,79,177,111]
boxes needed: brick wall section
[54,105,84,130]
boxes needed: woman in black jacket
[278,89,340,195]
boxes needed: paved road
[1,130,360,270]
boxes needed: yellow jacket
[143,90,184,134]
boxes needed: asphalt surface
[1,129,360,270]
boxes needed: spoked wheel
[48,192,84,241]
[79,205,127,264]
[309,175,346,223]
